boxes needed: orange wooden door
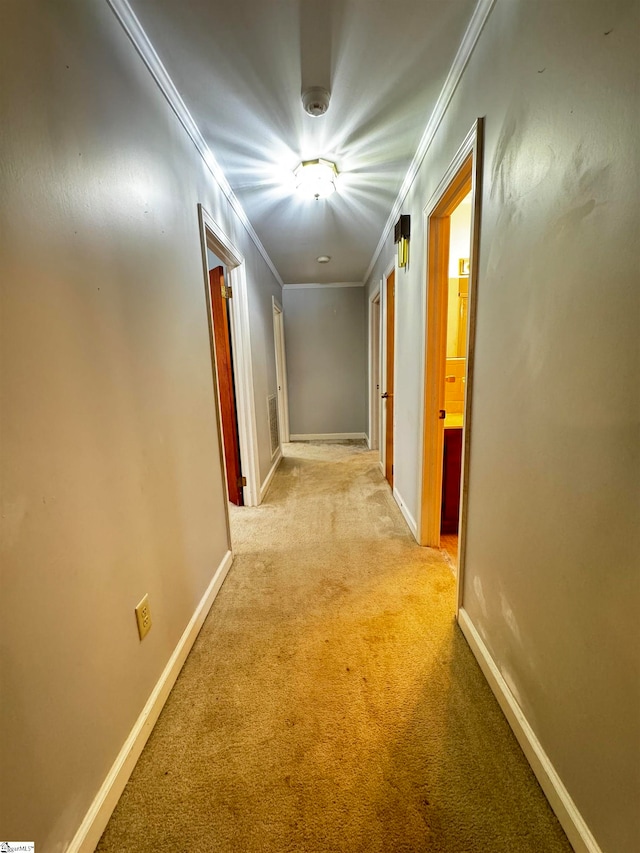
[209,266,243,506]
[384,270,395,487]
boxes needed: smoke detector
[302,87,331,117]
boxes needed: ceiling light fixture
[316,255,331,264]
[294,159,338,200]
[302,87,331,117]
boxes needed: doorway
[272,298,290,445]
[198,204,261,516]
[368,290,381,452]
[382,269,395,487]
[209,263,244,506]
[439,194,472,564]
[420,119,483,613]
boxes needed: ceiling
[127,0,478,284]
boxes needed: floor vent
[268,394,279,457]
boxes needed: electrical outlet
[135,594,152,641]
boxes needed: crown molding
[363,0,497,285]
[106,0,284,289]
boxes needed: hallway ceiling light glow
[294,159,338,200]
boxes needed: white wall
[448,197,471,278]
[0,1,281,848]
[283,285,367,437]
[365,1,639,851]
[207,248,226,270]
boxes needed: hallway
[97,442,571,853]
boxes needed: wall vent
[268,394,279,457]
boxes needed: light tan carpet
[97,441,572,853]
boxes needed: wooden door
[370,295,381,451]
[384,270,395,487]
[441,427,463,533]
[209,266,243,506]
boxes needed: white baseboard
[365,433,371,449]
[392,486,419,541]
[457,607,602,853]
[289,432,367,441]
[69,550,234,853]
[260,448,283,501]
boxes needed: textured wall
[283,286,367,436]
[0,0,281,848]
[365,1,640,850]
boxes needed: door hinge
[237,476,247,488]
[221,284,233,299]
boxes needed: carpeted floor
[97,441,572,853]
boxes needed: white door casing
[272,297,290,444]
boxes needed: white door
[272,301,290,444]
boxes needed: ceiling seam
[361,0,497,286]
[106,0,285,289]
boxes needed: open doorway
[382,269,395,487]
[420,119,483,614]
[368,289,381,452]
[439,194,472,565]
[198,204,261,521]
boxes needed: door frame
[419,118,484,614]
[380,261,396,481]
[198,204,261,508]
[272,296,290,445]
[368,287,381,452]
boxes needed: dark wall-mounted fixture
[394,215,410,268]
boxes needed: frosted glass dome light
[294,159,338,200]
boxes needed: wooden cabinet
[441,427,462,534]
